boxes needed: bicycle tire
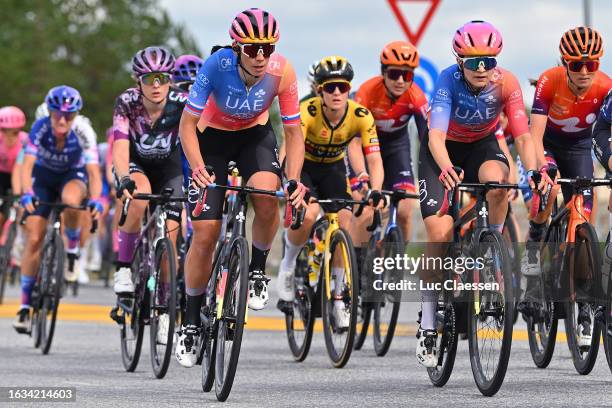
[285,244,316,361]
[0,221,16,305]
[502,213,520,325]
[605,304,612,374]
[39,232,64,355]
[202,251,221,392]
[468,230,513,396]
[564,223,601,375]
[427,297,459,387]
[373,227,403,356]
[526,230,560,368]
[321,228,358,368]
[120,247,145,372]
[31,284,42,348]
[150,238,177,379]
[354,235,375,351]
[215,236,249,401]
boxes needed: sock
[527,220,546,243]
[185,291,205,327]
[332,267,344,297]
[65,227,81,251]
[281,236,302,271]
[117,231,138,264]
[490,224,504,234]
[20,275,36,309]
[420,289,439,330]
[250,242,270,273]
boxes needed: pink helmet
[0,106,26,129]
[452,20,503,57]
[229,8,280,44]
[131,46,176,77]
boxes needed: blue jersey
[184,48,300,130]
[599,89,612,123]
[429,65,529,143]
[25,117,99,173]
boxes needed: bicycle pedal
[109,306,124,325]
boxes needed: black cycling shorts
[114,148,184,222]
[0,172,13,216]
[418,132,509,219]
[301,159,352,212]
[187,122,282,221]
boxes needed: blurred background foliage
[0,0,201,138]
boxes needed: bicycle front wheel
[373,227,403,356]
[202,243,222,392]
[215,236,249,402]
[149,238,177,379]
[285,243,316,361]
[564,220,601,375]
[321,228,358,368]
[354,235,375,351]
[120,247,145,372]
[40,232,64,355]
[468,230,513,396]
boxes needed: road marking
[0,300,566,341]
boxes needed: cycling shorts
[0,172,12,216]
[301,159,352,212]
[30,165,88,219]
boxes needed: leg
[478,159,510,229]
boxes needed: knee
[26,232,44,251]
[427,228,451,243]
[254,197,278,221]
[191,230,216,255]
[488,188,506,203]
[62,193,82,207]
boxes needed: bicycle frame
[322,212,352,302]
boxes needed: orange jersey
[532,66,612,139]
[354,77,428,138]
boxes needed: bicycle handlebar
[34,201,98,233]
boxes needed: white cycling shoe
[175,325,200,368]
[248,270,270,310]
[416,327,438,368]
[276,263,295,302]
[156,313,169,345]
[113,267,134,294]
[333,300,350,329]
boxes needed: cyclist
[276,55,384,328]
[521,27,611,287]
[111,46,187,348]
[13,86,102,333]
[177,8,306,367]
[300,60,319,103]
[0,107,28,229]
[594,89,612,269]
[415,21,547,367]
[351,40,428,257]
[172,54,204,92]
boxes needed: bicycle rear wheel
[468,230,513,396]
[202,242,223,392]
[526,236,559,368]
[321,228,358,368]
[40,232,64,355]
[564,223,601,375]
[427,295,458,387]
[215,236,249,401]
[149,238,177,379]
[502,213,520,325]
[120,247,145,372]
[0,222,15,305]
[285,243,316,361]
[373,227,403,356]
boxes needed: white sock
[332,267,344,296]
[420,290,439,330]
[280,234,302,271]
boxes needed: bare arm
[282,124,304,181]
[347,137,366,176]
[21,154,35,194]
[365,152,384,191]
[11,163,22,195]
[528,113,548,169]
[112,139,131,180]
[86,162,102,199]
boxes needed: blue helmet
[45,85,83,112]
[172,54,204,83]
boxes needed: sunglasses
[139,72,172,85]
[566,60,600,73]
[321,81,351,94]
[240,43,275,59]
[385,68,414,82]
[461,56,497,71]
[50,110,78,121]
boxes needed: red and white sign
[387,0,441,46]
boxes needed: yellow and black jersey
[300,97,380,163]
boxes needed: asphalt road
[1,282,612,407]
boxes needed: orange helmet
[559,26,603,61]
[380,41,419,68]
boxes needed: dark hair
[210,45,232,55]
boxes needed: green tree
[0,0,201,139]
